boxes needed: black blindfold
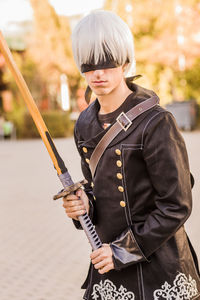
[80,50,126,73]
[81,60,121,73]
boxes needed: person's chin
[93,87,110,96]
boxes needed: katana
[0,31,102,250]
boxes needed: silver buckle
[116,112,132,131]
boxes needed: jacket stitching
[121,148,133,226]
[121,143,143,147]
[137,264,142,300]
[141,111,165,145]
[121,147,150,262]
[125,147,143,151]
[139,263,146,300]
[121,147,142,227]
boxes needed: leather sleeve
[111,111,192,270]
[72,124,96,230]
[110,227,149,270]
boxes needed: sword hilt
[55,172,102,250]
[53,179,88,200]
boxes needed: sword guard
[53,179,88,200]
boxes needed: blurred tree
[105,0,200,68]
[2,50,75,138]
[3,50,43,106]
[29,0,81,107]
[104,0,200,104]
[2,50,46,132]
[0,53,7,112]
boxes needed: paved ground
[0,132,199,300]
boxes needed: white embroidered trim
[153,272,199,300]
[92,279,135,300]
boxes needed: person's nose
[93,69,104,78]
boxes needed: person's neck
[98,80,132,115]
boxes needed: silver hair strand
[71,10,136,76]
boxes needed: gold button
[85,158,90,164]
[116,160,122,167]
[83,147,88,153]
[120,201,126,207]
[91,182,94,188]
[117,173,123,180]
[118,186,124,192]
[93,196,96,200]
[115,149,121,156]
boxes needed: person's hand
[90,244,114,274]
[63,189,89,220]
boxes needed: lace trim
[153,272,199,299]
[92,279,135,300]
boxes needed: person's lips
[92,80,107,86]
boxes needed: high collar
[76,83,159,149]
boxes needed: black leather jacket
[73,83,200,300]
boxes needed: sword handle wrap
[58,172,102,250]
[79,214,102,250]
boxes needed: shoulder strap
[89,95,159,178]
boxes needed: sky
[0,0,105,30]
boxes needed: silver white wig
[71,10,136,76]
